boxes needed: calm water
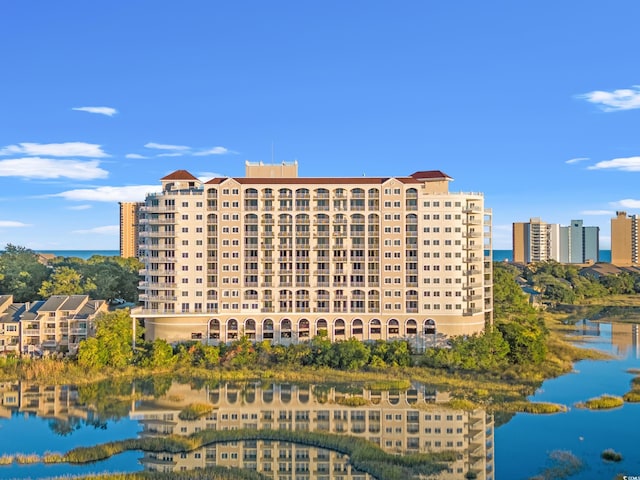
[0,320,637,479]
[495,321,640,479]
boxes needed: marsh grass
[62,429,455,479]
[0,455,13,465]
[576,394,624,410]
[42,452,64,463]
[497,401,567,414]
[178,403,214,421]
[531,450,583,480]
[335,396,369,407]
[14,453,40,464]
[68,466,268,479]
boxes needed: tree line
[0,244,141,303]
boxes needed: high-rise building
[131,162,493,346]
[611,211,640,266]
[513,218,598,264]
[119,202,143,258]
[559,220,599,264]
[512,218,560,263]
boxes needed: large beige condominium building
[119,201,144,258]
[132,162,493,346]
[512,217,560,264]
[611,211,640,266]
[0,294,108,356]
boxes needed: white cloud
[588,156,640,171]
[157,152,184,157]
[54,184,160,202]
[580,209,615,215]
[0,220,30,227]
[566,157,589,164]
[0,142,109,158]
[194,146,229,156]
[578,85,640,111]
[145,142,190,151]
[68,204,92,210]
[72,225,119,235]
[72,106,118,117]
[612,198,640,209]
[0,158,108,180]
[125,153,149,159]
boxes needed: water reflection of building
[0,382,89,422]
[611,322,639,358]
[130,382,495,480]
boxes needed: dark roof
[161,170,199,181]
[410,170,452,180]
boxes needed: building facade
[132,162,493,345]
[513,218,598,264]
[611,211,640,266]
[0,295,108,356]
[120,201,144,258]
[512,218,559,264]
[558,219,599,264]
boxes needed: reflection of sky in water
[0,451,142,480]
[0,411,142,478]
[496,321,640,480]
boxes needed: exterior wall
[134,168,493,344]
[512,222,527,264]
[611,211,637,266]
[119,202,143,258]
[245,160,299,178]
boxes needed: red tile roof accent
[161,170,199,181]
[410,170,452,180]
[204,176,422,185]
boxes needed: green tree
[492,263,534,318]
[0,244,50,301]
[330,338,370,370]
[77,309,140,369]
[496,316,548,365]
[38,266,97,297]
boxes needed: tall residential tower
[131,162,493,347]
[119,202,143,258]
[611,211,640,266]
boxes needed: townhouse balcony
[23,329,40,336]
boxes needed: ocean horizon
[32,249,614,263]
[490,249,612,263]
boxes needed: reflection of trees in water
[48,412,107,436]
[560,305,640,324]
[134,375,173,398]
[77,379,132,423]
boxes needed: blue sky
[2,1,640,250]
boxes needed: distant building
[611,211,640,266]
[512,218,559,263]
[559,220,599,264]
[513,218,598,264]
[0,295,108,356]
[119,201,143,258]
